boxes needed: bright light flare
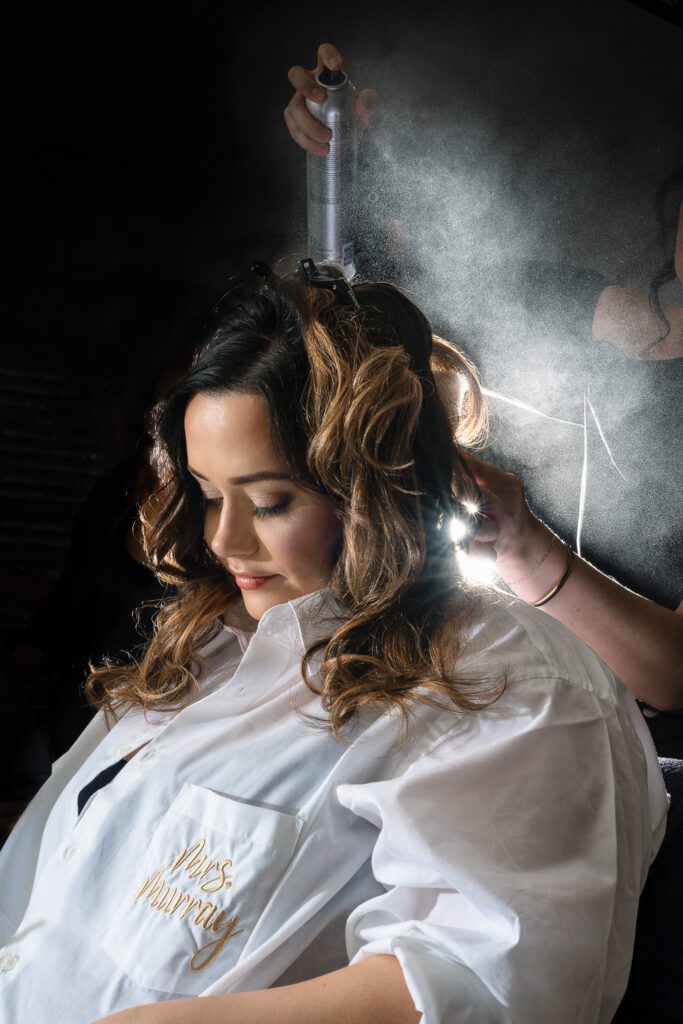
[450,503,480,545]
[457,548,499,585]
[450,516,470,544]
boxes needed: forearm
[95,955,420,1024]
[498,517,683,709]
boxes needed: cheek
[277,510,341,573]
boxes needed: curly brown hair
[85,274,502,740]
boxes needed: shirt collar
[222,587,349,656]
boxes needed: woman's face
[184,392,342,621]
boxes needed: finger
[287,64,327,104]
[317,41,343,71]
[472,515,499,545]
[356,89,378,115]
[285,93,333,144]
[283,104,330,156]
[468,540,498,562]
[462,451,514,493]
[462,450,496,479]
[464,451,518,487]
[356,89,378,134]
[470,496,508,551]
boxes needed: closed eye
[200,494,290,519]
[253,499,290,519]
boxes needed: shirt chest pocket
[99,782,303,996]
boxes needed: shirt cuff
[349,933,512,1024]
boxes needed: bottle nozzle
[317,67,347,87]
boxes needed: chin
[240,586,290,621]
[241,595,272,621]
[240,580,320,621]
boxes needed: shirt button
[63,844,76,860]
[114,745,131,757]
[642,707,659,719]
[0,953,19,972]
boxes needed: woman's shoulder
[373,593,628,768]
[455,591,621,705]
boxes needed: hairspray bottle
[305,66,358,281]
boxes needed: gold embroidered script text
[134,837,243,972]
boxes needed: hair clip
[251,261,278,285]
[296,258,360,308]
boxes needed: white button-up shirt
[0,589,667,1023]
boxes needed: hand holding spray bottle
[304,63,358,281]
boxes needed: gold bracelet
[509,532,557,586]
[530,544,574,607]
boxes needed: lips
[228,568,277,590]
[228,567,270,578]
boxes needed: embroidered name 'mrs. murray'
[134,837,243,972]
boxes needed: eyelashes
[253,500,290,519]
[200,495,291,519]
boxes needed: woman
[0,267,667,1024]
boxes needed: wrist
[497,520,571,604]
[495,514,549,579]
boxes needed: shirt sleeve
[336,675,658,1024]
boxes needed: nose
[206,503,259,561]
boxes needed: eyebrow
[188,467,295,486]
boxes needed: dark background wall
[2,0,682,639]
